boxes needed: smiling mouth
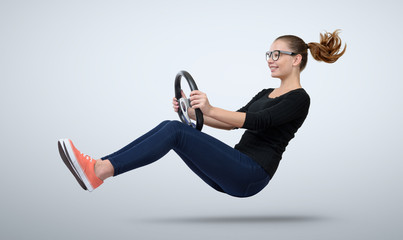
[269,66,278,72]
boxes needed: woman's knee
[157,120,182,130]
[167,120,183,126]
[163,120,187,131]
[160,120,172,125]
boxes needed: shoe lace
[80,152,93,162]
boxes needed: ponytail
[276,29,346,71]
[307,30,346,64]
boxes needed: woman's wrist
[206,106,216,118]
[188,107,196,119]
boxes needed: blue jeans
[101,120,270,197]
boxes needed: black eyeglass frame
[266,50,297,61]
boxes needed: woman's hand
[172,97,179,113]
[173,90,185,113]
[173,90,196,119]
[189,90,213,116]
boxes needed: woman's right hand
[173,97,179,113]
[173,90,186,113]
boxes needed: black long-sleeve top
[235,88,310,178]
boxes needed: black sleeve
[241,91,310,130]
[237,89,269,113]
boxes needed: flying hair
[276,30,346,71]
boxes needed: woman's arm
[173,91,246,130]
[187,107,240,130]
[174,96,238,130]
[189,90,246,129]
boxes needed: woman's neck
[278,74,302,91]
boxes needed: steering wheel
[174,70,204,131]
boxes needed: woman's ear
[293,54,302,67]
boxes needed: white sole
[58,139,87,190]
[58,140,81,178]
[62,139,94,192]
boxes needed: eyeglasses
[266,50,297,61]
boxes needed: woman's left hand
[189,90,213,116]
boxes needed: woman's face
[267,40,295,79]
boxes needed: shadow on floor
[144,215,329,224]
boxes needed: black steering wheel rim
[175,70,204,131]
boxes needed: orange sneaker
[58,139,103,191]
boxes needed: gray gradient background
[1,0,402,239]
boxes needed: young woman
[58,30,346,197]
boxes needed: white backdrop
[1,0,402,239]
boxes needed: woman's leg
[98,120,224,192]
[94,121,172,181]
[103,120,270,197]
[174,150,225,193]
[95,137,225,192]
[100,120,171,161]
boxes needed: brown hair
[276,30,346,71]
